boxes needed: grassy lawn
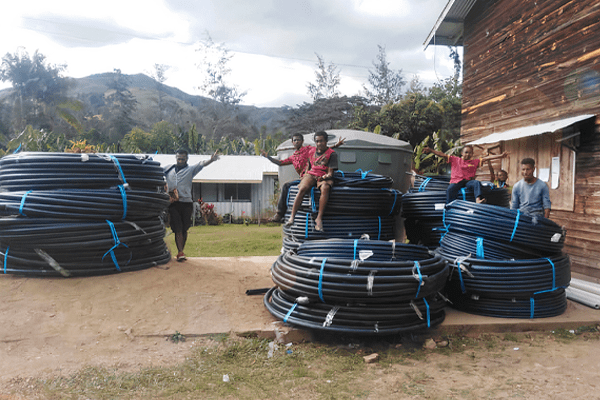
[164,223,284,257]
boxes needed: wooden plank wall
[460,0,600,277]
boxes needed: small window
[223,183,251,201]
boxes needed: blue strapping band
[318,258,327,302]
[109,155,129,187]
[423,298,431,327]
[310,187,317,213]
[354,239,358,260]
[460,188,467,200]
[284,303,298,323]
[386,189,398,216]
[118,185,127,220]
[442,208,447,228]
[457,260,466,293]
[102,220,130,271]
[510,210,521,242]
[545,257,556,289]
[476,237,485,259]
[339,171,345,177]
[19,190,32,216]
[4,246,8,274]
[419,177,432,192]
[530,286,565,319]
[377,216,381,240]
[305,213,309,238]
[13,144,21,154]
[414,261,423,298]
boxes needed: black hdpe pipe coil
[0,217,170,276]
[443,200,565,254]
[437,231,563,260]
[282,210,395,242]
[403,218,446,249]
[287,185,401,216]
[402,191,448,218]
[271,240,448,303]
[410,174,450,192]
[445,285,567,319]
[0,152,165,190]
[333,170,394,188]
[443,253,570,298]
[264,287,446,335]
[0,188,170,220]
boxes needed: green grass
[165,223,284,257]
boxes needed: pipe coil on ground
[264,287,446,335]
[0,217,170,276]
[271,239,448,303]
[0,152,165,190]
[443,200,565,254]
[287,185,401,216]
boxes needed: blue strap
[414,261,423,298]
[460,188,467,200]
[102,220,130,271]
[118,185,128,220]
[545,257,556,289]
[339,171,345,177]
[318,258,327,302]
[457,260,467,293]
[510,210,521,242]
[476,237,485,259]
[419,177,432,192]
[423,298,431,327]
[387,189,398,216]
[109,155,129,187]
[305,213,309,238]
[3,246,8,274]
[19,190,32,216]
[530,286,565,319]
[283,303,298,323]
[353,239,358,260]
[377,216,381,240]
[442,208,447,228]
[310,187,317,213]
[13,144,21,154]
[355,169,372,179]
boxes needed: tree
[0,48,69,132]
[196,34,246,106]
[362,45,405,106]
[287,96,367,133]
[307,54,341,101]
[106,69,138,141]
[148,63,170,120]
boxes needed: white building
[152,154,279,221]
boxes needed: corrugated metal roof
[468,115,596,145]
[151,154,278,183]
[423,0,479,49]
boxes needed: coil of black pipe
[282,210,395,243]
[287,185,401,216]
[445,285,567,319]
[0,152,165,191]
[333,170,394,188]
[443,200,565,254]
[0,152,171,277]
[264,287,446,335]
[411,174,450,192]
[403,218,446,249]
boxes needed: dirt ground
[0,256,279,387]
[1,256,600,399]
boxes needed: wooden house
[426,0,600,278]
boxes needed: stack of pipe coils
[0,152,171,277]
[281,170,400,250]
[438,200,570,318]
[264,239,449,334]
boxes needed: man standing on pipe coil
[164,149,220,261]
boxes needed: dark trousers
[276,180,299,215]
[446,179,483,203]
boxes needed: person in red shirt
[284,131,338,231]
[423,145,508,204]
[262,133,344,222]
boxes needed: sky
[0,0,457,108]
